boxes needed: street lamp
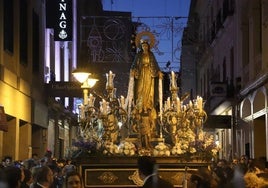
[72,68,98,105]
[72,68,91,83]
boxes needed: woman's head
[65,171,83,188]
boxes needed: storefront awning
[204,115,231,129]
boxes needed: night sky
[102,0,190,17]
[102,0,191,71]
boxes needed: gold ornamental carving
[128,170,144,186]
[98,172,118,184]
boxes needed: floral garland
[71,129,220,161]
[71,125,218,160]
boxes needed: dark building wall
[76,0,134,97]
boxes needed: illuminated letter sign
[54,0,73,41]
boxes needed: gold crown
[135,31,156,48]
[140,39,149,44]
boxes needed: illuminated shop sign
[46,0,73,41]
[55,0,73,41]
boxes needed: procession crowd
[189,155,268,188]
[1,151,268,188]
[0,150,82,188]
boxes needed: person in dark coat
[21,168,33,188]
[137,156,174,188]
[3,166,21,188]
[31,166,54,188]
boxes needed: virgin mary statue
[126,39,163,149]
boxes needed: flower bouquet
[118,141,137,156]
[153,142,171,157]
[102,141,120,156]
[189,131,220,161]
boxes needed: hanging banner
[55,0,73,41]
[0,106,8,132]
[46,0,73,41]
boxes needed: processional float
[73,69,217,161]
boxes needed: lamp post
[72,69,98,105]
[80,78,98,105]
[72,68,91,83]
[72,68,99,142]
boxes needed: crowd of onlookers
[189,155,268,188]
[0,150,82,188]
[1,152,268,188]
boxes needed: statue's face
[141,43,149,51]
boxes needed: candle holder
[106,71,115,90]
[162,72,207,145]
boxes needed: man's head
[3,156,12,167]
[137,156,157,179]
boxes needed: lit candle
[171,71,174,88]
[109,71,113,87]
[197,96,203,110]
[183,105,186,111]
[158,75,163,116]
[167,97,171,109]
[164,101,167,111]
[171,71,176,88]
[102,99,107,114]
[88,94,95,107]
[189,100,193,108]
[199,96,203,110]
[120,96,125,107]
[177,97,181,113]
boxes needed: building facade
[182,0,268,160]
[0,0,48,160]
[0,0,76,161]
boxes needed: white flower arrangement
[171,127,196,155]
[72,125,220,161]
[102,142,120,155]
[153,142,171,157]
[192,130,221,160]
[171,142,187,155]
[118,141,137,156]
